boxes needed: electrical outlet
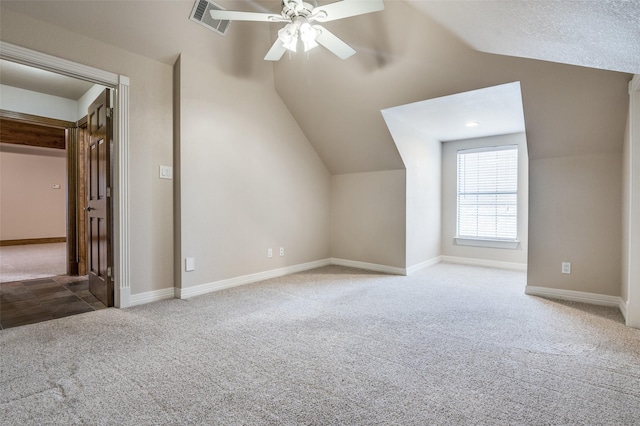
[561,262,571,274]
[268,248,273,258]
[279,247,284,256]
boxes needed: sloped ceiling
[272,1,631,172]
[408,0,640,75]
[0,0,634,174]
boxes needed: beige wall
[441,133,529,266]
[381,113,441,268]
[176,54,331,288]
[275,1,629,294]
[0,147,66,240]
[331,170,406,268]
[528,153,622,296]
[1,7,174,295]
[622,75,640,327]
[2,3,632,306]
[0,84,77,121]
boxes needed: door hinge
[107,266,112,278]
[106,187,111,197]
[107,107,113,119]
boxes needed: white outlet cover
[561,262,571,274]
[280,247,284,256]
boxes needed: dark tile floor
[0,276,106,330]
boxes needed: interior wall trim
[177,259,332,299]
[130,287,176,307]
[0,41,131,308]
[525,285,622,309]
[620,298,628,321]
[0,237,66,247]
[330,258,407,276]
[406,257,442,275]
[0,109,74,129]
[441,255,527,272]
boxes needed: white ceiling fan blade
[209,10,286,23]
[313,25,356,59]
[264,39,288,61]
[313,0,384,23]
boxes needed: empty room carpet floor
[1,264,639,425]
[0,243,67,283]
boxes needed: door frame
[0,110,78,274]
[0,41,132,308]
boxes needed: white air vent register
[189,0,230,36]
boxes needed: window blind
[457,145,518,240]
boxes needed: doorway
[0,112,70,283]
[0,41,131,311]
[0,109,108,329]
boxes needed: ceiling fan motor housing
[282,1,316,19]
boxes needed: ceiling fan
[209,0,385,61]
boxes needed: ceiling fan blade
[313,25,356,59]
[313,0,384,23]
[209,10,286,23]
[264,39,288,61]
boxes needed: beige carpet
[1,263,639,425]
[0,243,66,283]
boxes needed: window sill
[454,237,520,250]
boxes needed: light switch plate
[159,165,173,180]
[185,257,195,272]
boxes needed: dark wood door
[87,89,113,307]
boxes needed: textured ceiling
[408,0,640,74]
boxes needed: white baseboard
[406,257,442,275]
[128,256,533,307]
[178,259,332,299]
[116,285,131,309]
[330,258,406,276]
[129,287,176,307]
[619,299,628,321]
[525,286,622,308]
[441,255,527,272]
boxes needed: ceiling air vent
[189,0,230,36]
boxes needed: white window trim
[454,237,520,250]
[456,144,519,247]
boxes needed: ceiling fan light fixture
[208,0,386,61]
[299,22,319,52]
[278,23,298,52]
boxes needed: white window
[457,145,518,242]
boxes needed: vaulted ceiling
[3,1,638,74]
[1,0,635,174]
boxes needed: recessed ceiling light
[465,121,480,127]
